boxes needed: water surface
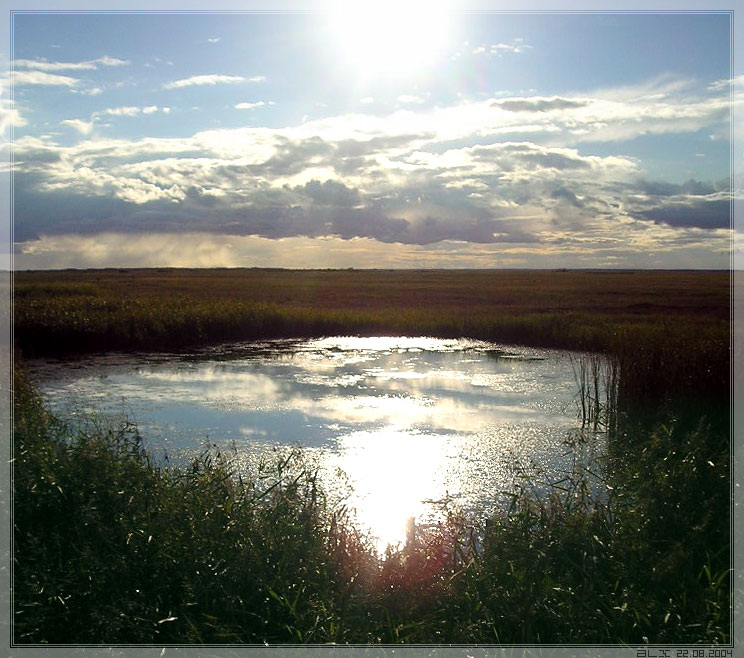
[29,336,606,550]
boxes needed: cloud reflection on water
[30,336,603,551]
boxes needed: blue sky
[8,10,735,268]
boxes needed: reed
[12,355,730,644]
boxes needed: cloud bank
[12,74,734,268]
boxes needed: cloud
[13,70,78,86]
[294,179,361,207]
[630,180,731,230]
[10,128,639,247]
[494,96,589,112]
[10,75,732,259]
[13,230,732,271]
[473,39,532,56]
[235,101,265,110]
[79,105,171,123]
[96,55,129,67]
[207,37,221,43]
[61,118,94,134]
[163,74,248,89]
[102,106,141,117]
[13,55,129,71]
[0,105,24,133]
[468,142,594,171]
[707,74,744,93]
[637,198,731,230]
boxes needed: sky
[7,9,737,269]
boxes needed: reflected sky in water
[30,336,605,552]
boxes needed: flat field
[14,267,730,317]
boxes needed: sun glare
[329,1,452,79]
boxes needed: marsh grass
[572,354,619,433]
[12,352,730,644]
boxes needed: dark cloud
[493,97,589,112]
[263,136,335,176]
[636,198,731,230]
[521,150,590,171]
[14,174,131,240]
[626,177,731,229]
[12,119,731,254]
[14,146,62,167]
[550,186,585,207]
[294,179,361,207]
[184,185,222,206]
[14,170,513,246]
[472,143,591,171]
[636,178,717,197]
[323,207,409,243]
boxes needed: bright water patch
[28,336,607,551]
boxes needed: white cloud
[61,118,94,134]
[473,39,532,56]
[13,70,78,86]
[103,106,141,117]
[96,55,129,67]
[89,105,170,120]
[163,74,248,89]
[207,37,221,43]
[235,101,265,110]
[0,105,24,134]
[13,55,129,71]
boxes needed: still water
[28,336,606,551]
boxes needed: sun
[328,1,452,80]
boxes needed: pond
[27,336,607,551]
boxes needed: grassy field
[11,268,732,644]
[13,267,731,317]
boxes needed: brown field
[14,266,730,317]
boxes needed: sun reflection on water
[328,428,455,553]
